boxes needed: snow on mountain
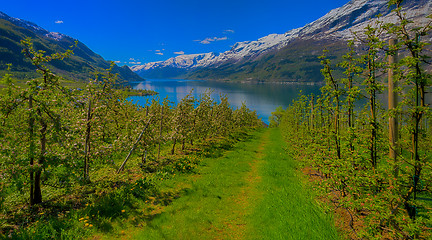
[309,0,432,40]
[0,11,73,41]
[45,32,66,41]
[131,29,303,73]
[298,0,387,36]
[131,52,218,72]
[213,28,303,62]
[131,0,432,75]
[0,11,47,34]
[0,10,145,82]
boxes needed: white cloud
[195,36,228,44]
[129,61,142,64]
[129,57,136,61]
[114,61,121,64]
[55,20,64,24]
[174,51,185,55]
[224,29,235,34]
[154,49,164,55]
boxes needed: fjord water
[128,79,322,124]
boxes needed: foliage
[268,106,285,127]
[276,1,432,238]
[0,38,263,238]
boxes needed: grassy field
[99,128,339,240]
[2,126,338,239]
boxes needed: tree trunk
[182,139,185,151]
[33,111,47,205]
[335,96,341,160]
[388,39,398,176]
[142,150,147,165]
[348,73,354,129]
[171,138,176,155]
[191,115,196,146]
[84,99,92,182]
[412,65,422,201]
[369,58,377,170]
[28,95,35,206]
[310,95,314,131]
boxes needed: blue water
[128,79,322,124]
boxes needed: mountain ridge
[131,0,432,82]
[0,11,144,82]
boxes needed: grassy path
[247,128,339,240]
[128,128,338,239]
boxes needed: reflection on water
[128,79,323,124]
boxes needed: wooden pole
[117,118,152,173]
[388,39,398,172]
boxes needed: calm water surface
[128,79,322,124]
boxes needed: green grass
[131,130,266,240]
[248,128,339,240]
[6,128,339,239]
[1,130,251,239]
[128,128,339,240]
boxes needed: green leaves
[279,1,432,238]
[0,37,262,212]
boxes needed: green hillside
[186,38,348,82]
[0,16,143,83]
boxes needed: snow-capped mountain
[132,0,432,80]
[0,11,68,41]
[305,0,432,40]
[131,29,303,73]
[132,52,218,72]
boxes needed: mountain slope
[132,0,432,82]
[0,11,143,82]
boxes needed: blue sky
[2,0,348,66]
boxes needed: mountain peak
[132,0,431,81]
[0,11,144,82]
[0,11,47,34]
